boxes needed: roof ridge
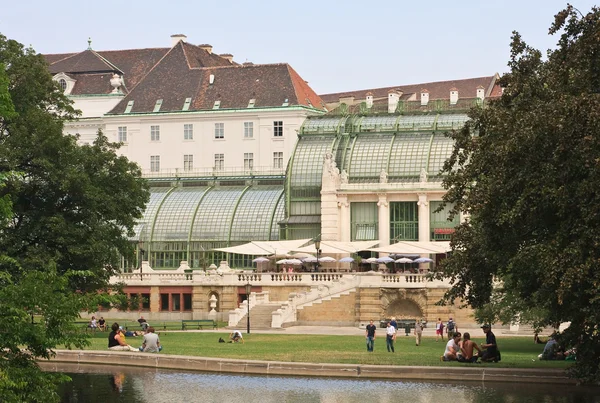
[91,49,123,74]
[321,75,496,97]
[120,43,181,95]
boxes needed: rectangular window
[150,125,160,141]
[150,155,160,172]
[273,121,283,137]
[184,154,193,171]
[141,293,150,310]
[214,153,224,171]
[118,126,127,142]
[214,123,224,139]
[184,124,193,140]
[244,122,253,138]
[273,152,283,169]
[244,153,254,170]
[160,294,169,311]
[351,202,378,241]
[390,201,419,242]
[183,294,192,311]
[430,201,459,241]
[172,294,181,311]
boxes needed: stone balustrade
[110,271,451,288]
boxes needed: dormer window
[53,73,76,95]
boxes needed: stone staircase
[237,303,282,329]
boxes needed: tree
[0,34,149,401]
[437,5,600,383]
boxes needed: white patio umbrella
[338,257,355,263]
[252,257,270,263]
[303,256,318,263]
[413,257,434,263]
[276,259,288,264]
[365,257,378,264]
[395,257,414,263]
[376,256,395,264]
[286,258,303,265]
[318,256,337,263]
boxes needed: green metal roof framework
[135,185,285,254]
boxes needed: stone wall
[297,291,356,326]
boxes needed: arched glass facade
[132,185,284,269]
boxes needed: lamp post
[314,237,321,272]
[139,241,146,281]
[245,282,252,334]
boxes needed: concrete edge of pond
[44,350,575,385]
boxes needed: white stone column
[417,193,430,242]
[377,193,390,247]
[338,195,350,242]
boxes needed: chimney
[170,34,187,47]
[420,89,429,106]
[220,53,234,63]
[476,85,485,100]
[199,44,213,54]
[365,92,373,108]
[450,87,459,105]
[388,90,400,113]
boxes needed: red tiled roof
[44,41,323,112]
[105,42,323,114]
[320,75,499,103]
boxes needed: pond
[42,363,600,403]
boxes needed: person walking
[446,317,457,339]
[386,321,397,352]
[365,320,376,352]
[435,318,444,342]
[414,319,424,346]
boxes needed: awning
[369,241,450,254]
[213,239,312,256]
[293,240,380,254]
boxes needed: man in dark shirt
[137,315,149,331]
[365,320,377,352]
[480,324,500,362]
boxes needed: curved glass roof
[289,113,464,186]
[300,117,347,134]
[135,185,284,243]
[289,135,333,188]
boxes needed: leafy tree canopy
[438,5,600,383]
[0,34,149,401]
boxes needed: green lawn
[77,331,572,369]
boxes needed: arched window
[59,79,67,92]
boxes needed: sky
[1,0,597,94]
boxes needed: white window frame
[273,152,283,169]
[244,122,254,138]
[184,124,193,140]
[273,121,283,137]
[118,126,128,142]
[214,153,224,171]
[184,154,193,171]
[214,123,224,139]
[244,153,254,170]
[150,155,160,172]
[151,125,160,141]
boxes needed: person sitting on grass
[538,335,565,360]
[139,327,162,353]
[229,330,244,343]
[441,332,461,361]
[108,323,138,352]
[480,324,501,362]
[458,332,481,363]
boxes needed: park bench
[379,319,416,335]
[181,319,217,330]
[74,321,96,332]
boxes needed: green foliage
[437,5,600,383]
[0,33,149,401]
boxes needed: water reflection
[41,363,600,403]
